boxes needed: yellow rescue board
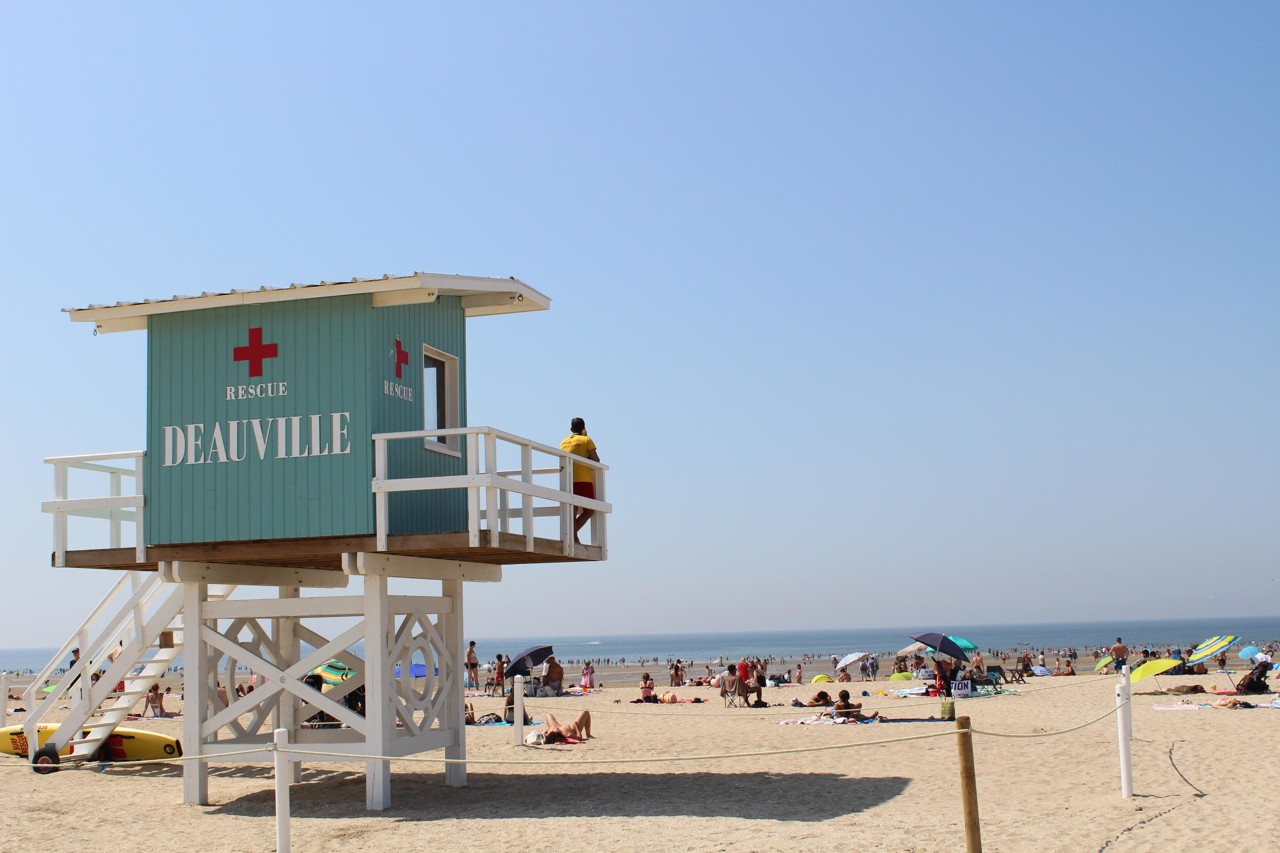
[0,724,182,762]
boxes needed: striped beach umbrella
[1185,636,1238,667]
[311,659,356,685]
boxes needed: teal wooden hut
[28,272,610,810]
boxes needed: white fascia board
[64,272,549,333]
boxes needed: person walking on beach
[560,417,600,543]
[1109,637,1129,673]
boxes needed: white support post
[1116,665,1133,799]
[276,585,302,784]
[442,578,467,787]
[484,432,499,546]
[0,673,10,728]
[592,467,606,555]
[364,574,393,810]
[274,727,292,853]
[374,438,389,551]
[521,445,534,551]
[52,462,68,567]
[513,676,526,745]
[466,433,480,547]
[134,453,146,562]
[109,472,122,549]
[183,579,210,805]
[559,457,574,556]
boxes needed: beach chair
[720,674,750,708]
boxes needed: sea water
[5,616,1278,676]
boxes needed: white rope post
[513,676,526,745]
[274,728,292,853]
[0,673,9,728]
[1116,665,1133,799]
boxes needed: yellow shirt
[560,433,597,482]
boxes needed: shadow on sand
[207,770,911,822]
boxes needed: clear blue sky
[2,5,1276,648]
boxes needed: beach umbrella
[1093,655,1114,673]
[948,636,979,652]
[1130,658,1179,684]
[908,632,970,663]
[836,652,871,670]
[1186,636,1238,666]
[811,674,833,683]
[1238,646,1260,660]
[897,642,927,657]
[888,672,913,681]
[394,662,430,678]
[310,659,356,685]
[1030,665,1052,677]
[504,644,553,680]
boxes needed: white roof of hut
[64,271,550,334]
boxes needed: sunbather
[806,690,833,706]
[503,692,533,725]
[542,710,591,743]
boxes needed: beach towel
[1153,704,1209,711]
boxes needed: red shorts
[573,481,595,499]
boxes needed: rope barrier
[273,727,964,766]
[970,697,1127,739]
[0,677,1131,774]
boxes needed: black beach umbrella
[504,644,554,679]
[908,632,970,663]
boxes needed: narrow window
[422,343,460,456]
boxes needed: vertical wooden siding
[370,297,468,535]
[145,295,374,544]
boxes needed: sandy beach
[2,665,1276,852]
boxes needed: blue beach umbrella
[908,632,970,663]
[1238,646,1260,660]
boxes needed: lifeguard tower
[26,272,609,809]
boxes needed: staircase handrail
[24,571,165,719]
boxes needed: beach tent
[888,672,913,681]
[810,674,832,683]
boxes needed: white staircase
[23,571,232,766]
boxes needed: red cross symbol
[394,338,409,379]
[233,327,279,377]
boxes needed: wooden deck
[58,530,603,572]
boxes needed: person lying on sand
[805,691,833,707]
[543,710,591,743]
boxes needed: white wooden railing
[371,426,610,558]
[42,451,146,567]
